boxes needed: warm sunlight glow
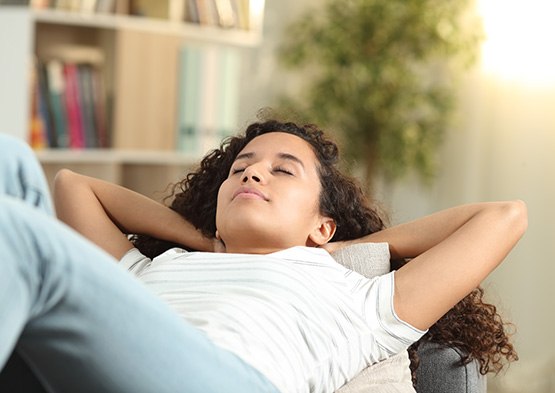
[478,0,555,86]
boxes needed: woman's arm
[54,169,214,260]
[327,201,528,331]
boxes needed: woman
[0,119,525,393]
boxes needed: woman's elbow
[54,168,76,186]
[53,169,80,215]
[502,199,528,238]
[54,169,74,195]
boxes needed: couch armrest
[416,342,486,393]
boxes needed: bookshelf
[0,1,264,200]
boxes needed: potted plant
[278,0,482,188]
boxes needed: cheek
[288,185,321,216]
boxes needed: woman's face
[216,132,335,254]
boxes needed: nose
[241,166,263,184]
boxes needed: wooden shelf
[0,3,264,196]
[35,148,201,165]
[32,8,262,47]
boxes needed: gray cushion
[335,350,416,393]
[331,242,390,278]
[331,243,486,393]
[331,242,417,393]
[416,342,486,393]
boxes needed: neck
[224,244,283,254]
[223,237,304,254]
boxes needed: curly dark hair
[132,118,385,256]
[395,259,519,385]
[131,118,517,385]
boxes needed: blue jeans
[0,135,279,393]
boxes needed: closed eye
[231,167,245,175]
[274,166,294,176]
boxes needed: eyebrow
[233,152,306,169]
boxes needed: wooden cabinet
[0,2,264,200]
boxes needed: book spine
[45,59,69,148]
[169,0,185,22]
[177,45,201,153]
[91,66,109,148]
[63,63,85,149]
[176,47,189,152]
[185,0,199,23]
[198,45,219,153]
[214,0,236,28]
[78,64,98,148]
[218,47,240,140]
[38,61,58,148]
[29,61,47,150]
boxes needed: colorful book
[63,63,85,149]
[37,62,57,147]
[45,59,69,148]
[29,62,47,149]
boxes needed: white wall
[383,71,555,392]
[241,1,555,391]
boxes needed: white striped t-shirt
[120,245,425,393]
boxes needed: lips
[232,186,269,201]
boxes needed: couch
[0,243,486,393]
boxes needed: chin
[221,217,285,245]
[219,215,265,235]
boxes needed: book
[41,45,104,66]
[37,62,57,147]
[95,0,115,13]
[77,64,98,148]
[232,0,250,30]
[216,47,240,140]
[198,45,219,152]
[91,65,109,148]
[169,0,185,22]
[30,0,50,8]
[196,0,218,26]
[63,63,85,149]
[214,0,236,28]
[130,0,169,19]
[39,45,106,149]
[176,45,241,154]
[184,0,199,23]
[80,0,97,13]
[176,45,201,153]
[45,59,69,148]
[29,61,47,150]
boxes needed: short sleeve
[119,247,151,276]
[361,271,427,356]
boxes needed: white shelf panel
[31,8,262,47]
[36,149,201,166]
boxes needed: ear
[308,217,336,247]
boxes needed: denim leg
[0,134,53,215]
[0,196,278,393]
